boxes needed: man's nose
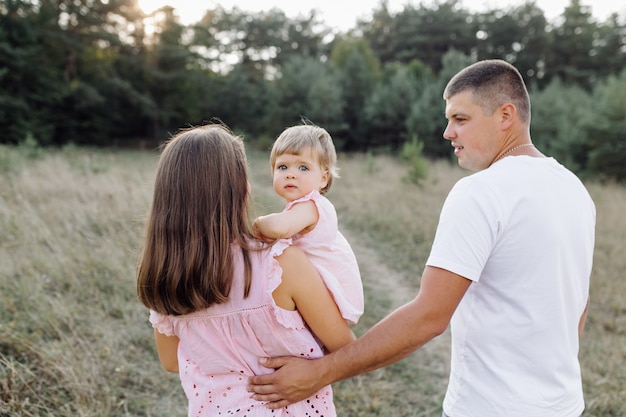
[443,123,454,140]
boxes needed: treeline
[1,0,625,179]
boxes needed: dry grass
[0,146,182,416]
[0,144,624,416]
[579,182,626,416]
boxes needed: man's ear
[499,103,516,130]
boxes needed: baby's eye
[299,165,309,172]
[277,165,287,170]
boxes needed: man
[248,59,596,417]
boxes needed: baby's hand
[253,218,276,243]
[256,233,276,244]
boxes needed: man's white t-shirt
[427,156,595,417]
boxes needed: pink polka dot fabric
[150,240,337,416]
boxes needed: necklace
[495,143,534,162]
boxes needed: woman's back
[139,125,353,416]
[149,241,336,417]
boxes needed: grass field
[1,143,624,416]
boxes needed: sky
[137,0,623,31]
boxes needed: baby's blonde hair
[269,124,338,195]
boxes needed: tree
[585,70,626,181]
[474,1,549,85]
[362,61,429,149]
[591,13,626,81]
[0,0,160,145]
[192,7,329,74]
[354,1,396,63]
[530,78,593,173]
[270,55,345,137]
[545,0,599,88]
[142,6,204,139]
[407,50,472,158]
[208,62,274,136]
[329,37,381,150]
[41,0,150,144]
[0,0,65,144]
[360,0,476,72]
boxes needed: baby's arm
[274,245,355,352]
[253,200,319,240]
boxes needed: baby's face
[272,149,328,202]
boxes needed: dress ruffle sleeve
[149,309,175,337]
[285,189,320,211]
[284,189,364,324]
[266,238,307,330]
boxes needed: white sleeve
[426,178,500,282]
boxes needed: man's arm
[578,297,590,338]
[248,266,471,408]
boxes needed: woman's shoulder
[275,244,306,264]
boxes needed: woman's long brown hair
[137,125,254,316]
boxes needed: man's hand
[247,356,325,409]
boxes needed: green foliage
[360,0,477,73]
[210,63,275,136]
[1,1,625,181]
[362,62,423,149]
[0,2,66,145]
[407,50,473,158]
[0,145,21,173]
[329,37,381,150]
[270,55,345,136]
[585,70,626,181]
[532,70,626,182]
[18,133,45,159]
[399,136,428,185]
[546,1,599,89]
[474,2,549,84]
[0,134,48,173]
[530,78,593,173]
[364,150,380,174]
[593,14,626,81]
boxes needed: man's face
[443,91,501,171]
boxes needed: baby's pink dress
[149,240,336,417]
[286,190,364,324]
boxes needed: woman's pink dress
[149,240,336,417]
